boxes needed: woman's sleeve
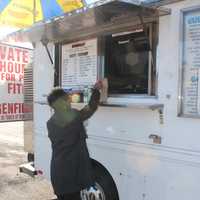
[79,89,100,121]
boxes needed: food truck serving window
[60,24,157,100]
[105,25,156,96]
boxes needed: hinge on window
[150,105,164,124]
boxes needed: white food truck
[11,0,200,199]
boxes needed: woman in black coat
[47,83,101,200]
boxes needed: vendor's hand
[94,80,103,90]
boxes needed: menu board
[181,9,200,117]
[61,38,97,90]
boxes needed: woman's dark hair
[47,88,67,107]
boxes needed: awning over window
[6,0,170,43]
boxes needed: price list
[61,38,97,89]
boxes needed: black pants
[57,191,81,200]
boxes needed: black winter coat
[47,89,100,195]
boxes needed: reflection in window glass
[105,32,149,94]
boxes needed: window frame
[178,6,200,118]
[58,23,158,100]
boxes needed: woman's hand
[94,80,103,90]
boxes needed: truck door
[33,42,55,179]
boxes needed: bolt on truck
[13,0,200,199]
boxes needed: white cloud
[0,26,18,40]
[0,25,33,49]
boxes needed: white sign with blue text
[182,9,200,117]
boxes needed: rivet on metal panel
[142,193,146,199]
[166,94,171,99]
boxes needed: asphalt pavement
[0,121,56,200]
